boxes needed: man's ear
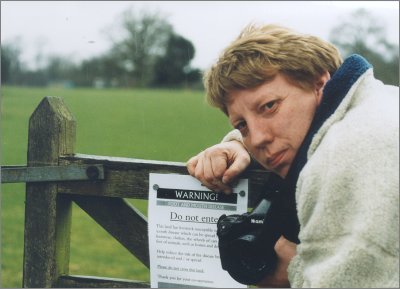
[315,71,331,105]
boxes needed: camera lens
[221,233,277,285]
[234,234,275,271]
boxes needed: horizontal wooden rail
[1,164,104,183]
[59,153,272,207]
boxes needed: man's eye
[263,100,278,112]
[234,121,246,132]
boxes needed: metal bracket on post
[1,164,104,183]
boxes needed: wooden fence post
[23,97,76,287]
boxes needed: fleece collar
[287,54,372,183]
[282,54,372,243]
[310,54,372,137]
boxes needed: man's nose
[247,120,274,149]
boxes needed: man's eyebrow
[228,111,241,125]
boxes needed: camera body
[216,173,299,285]
[217,198,281,285]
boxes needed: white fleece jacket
[287,69,399,287]
[221,68,399,287]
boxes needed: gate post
[23,97,76,287]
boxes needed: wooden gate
[1,96,271,287]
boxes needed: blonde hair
[204,24,343,114]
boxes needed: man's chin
[270,165,289,179]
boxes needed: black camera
[216,174,299,285]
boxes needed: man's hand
[257,236,297,288]
[186,141,250,194]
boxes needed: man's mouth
[267,150,287,169]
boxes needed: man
[186,24,399,287]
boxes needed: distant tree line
[329,9,399,86]
[1,8,398,88]
[1,8,202,89]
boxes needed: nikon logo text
[250,219,263,224]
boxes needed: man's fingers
[186,155,199,176]
[222,153,251,184]
[209,155,233,193]
[186,141,251,194]
[187,151,232,193]
[209,154,228,179]
[194,156,219,191]
[202,155,232,193]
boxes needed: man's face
[227,73,327,178]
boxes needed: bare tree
[107,7,173,87]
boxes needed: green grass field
[1,85,232,287]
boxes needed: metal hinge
[0,164,104,183]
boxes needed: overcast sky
[1,1,399,70]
